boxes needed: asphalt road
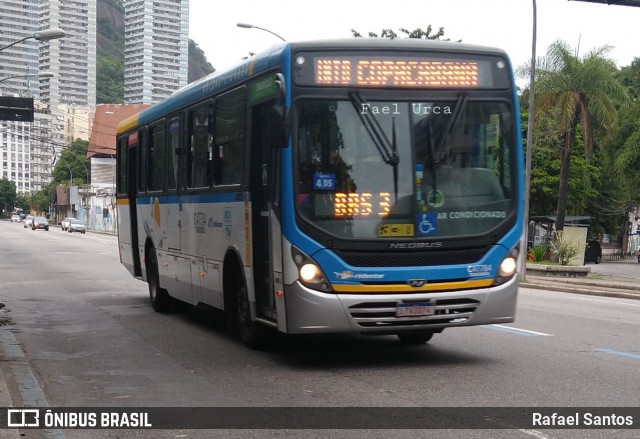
[1,221,639,439]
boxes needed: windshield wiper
[440,92,469,150]
[349,92,399,199]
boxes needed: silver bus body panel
[283,276,518,334]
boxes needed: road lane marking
[571,296,640,307]
[482,324,553,337]
[594,348,640,360]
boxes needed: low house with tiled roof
[84,104,150,232]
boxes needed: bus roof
[116,38,510,135]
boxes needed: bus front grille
[334,248,488,267]
[348,298,479,328]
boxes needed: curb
[521,280,640,301]
[0,364,20,439]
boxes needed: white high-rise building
[124,0,189,104]
[1,0,92,195]
[1,0,43,195]
[0,0,40,97]
[38,0,97,110]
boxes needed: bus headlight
[300,263,322,282]
[499,256,517,277]
[494,247,519,286]
[291,247,331,291]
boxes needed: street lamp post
[237,23,286,42]
[58,158,73,186]
[0,28,66,52]
[520,0,537,281]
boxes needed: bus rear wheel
[146,247,172,313]
[397,331,435,344]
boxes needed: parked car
[23,215,34,228]
[584,240,602,264]
[10,214,21,223]
[31,216,49,231]
[61,217,73,231]
[67,219,86,234]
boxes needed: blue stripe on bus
[136,192,247,205]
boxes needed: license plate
[396,302,435,317]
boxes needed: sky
[188,0,640,76]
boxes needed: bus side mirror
[271,73,289,148]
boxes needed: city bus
[116,38,524,348]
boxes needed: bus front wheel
[397,331,435,344]
[146,247,172,313]
[235,286,266,349]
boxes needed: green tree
[524,40,629,232]
[14,194,30,214]
[610,59,640,201]
[52,139,91,186]
[0,178,17,218]
[351,26,455,41]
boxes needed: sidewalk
[522,261,640,300]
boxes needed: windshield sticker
[417,212,437,236]
[334,271,385,280]
[313,172,335,190]
[415,164,427,212]
[438,210,507,220]
[377,223,414,237]
[427,190,444,208]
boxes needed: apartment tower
[124,0,189,104]
[38,0,96,109]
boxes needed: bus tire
[146,246,172,313]
[397,331,435,344]
[235,285,266,349]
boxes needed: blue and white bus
[116,39,524,348]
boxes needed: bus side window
[214,87,246,186]
[138,129,147,193]
[116,136,127,196]
[188,104,211,188]
[167,116,180,191]
[148,123,165,191]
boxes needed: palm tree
[522,40,629,231]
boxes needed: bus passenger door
[128,133,142,277]
[250,101,282,323]
[165,115,182,251]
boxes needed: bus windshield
[295,98,515,239]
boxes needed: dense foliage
[0,178,17,216]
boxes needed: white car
[68,219,86,234]
[24,215,34,228]
[10,214,21,223]
[61,217,73,231]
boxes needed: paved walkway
[523,259,640,300]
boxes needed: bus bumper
[283,276,518,334]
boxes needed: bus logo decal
[408,279,427,287]
[334,271,355,280]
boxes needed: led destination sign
[293,52,509,89]
[316,58,479,88]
